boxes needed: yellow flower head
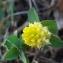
[22,22,51,48]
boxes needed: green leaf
[42,20,58,34]
[4,47,19,60]
[20,50,29,63]
[50,35,63,48]
[28,7,40,23]
[5,35,23,49]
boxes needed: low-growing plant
[2,7,63,63]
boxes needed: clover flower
[22,22,51,48]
